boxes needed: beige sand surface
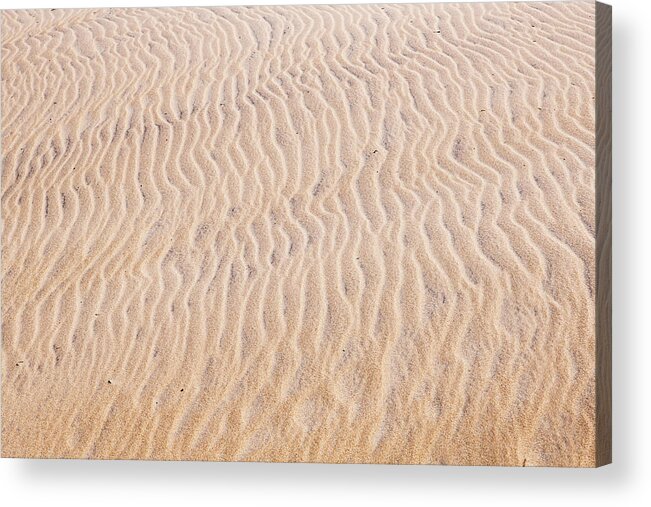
[1,2,610,466]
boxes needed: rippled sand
[1,2,611,466]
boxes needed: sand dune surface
[1,2,608,466]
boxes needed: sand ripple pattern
[2,2,597,465]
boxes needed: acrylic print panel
[1,1,611,466]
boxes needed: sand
[1,2,611,466]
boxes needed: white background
[0,0,648,505]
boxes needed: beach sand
[1,2,610,466]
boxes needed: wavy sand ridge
[2,2,604,465]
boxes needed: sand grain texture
[1,1,611,466]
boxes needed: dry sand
[1,2,610,466]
